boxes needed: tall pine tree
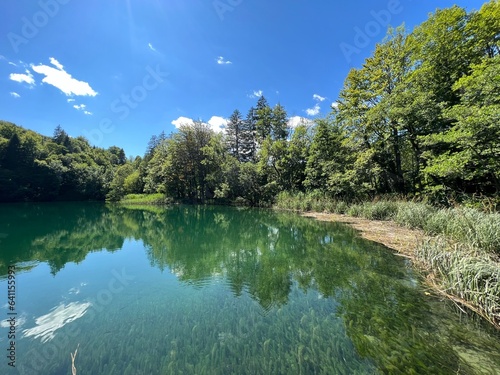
[226,109,244,160]
[239,107,257,162]
[271,103,289,141]
[255,96,272,144]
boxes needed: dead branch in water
[71,344,80,375]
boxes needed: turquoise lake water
[0,203,499,374]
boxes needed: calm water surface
[0,203,499,374]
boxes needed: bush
[347,204,363,217]
[447,208,500,254]
[361,201,399,220]
[394,202,436,229]
[423,209,454,235]
[334,201,349,214]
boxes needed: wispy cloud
[248,90,263,99]
[313,94,326,102]
[9,70,35,86]
[0,56,18,67]
[148,43,157,52]
[10,92,20,98]
[67,98,75,102]
[31,57,98,97]
[216,56,232,65]
[306,104,321,116]
[73,103,93,115]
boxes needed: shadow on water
[1,203,499,374]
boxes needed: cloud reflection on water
[23,301,91,343]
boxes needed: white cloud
[171,116,195,129]
[306,104,321,116]
[171,116,227,133]
[248,90,263,99]
[67,98,75,102]
[288,116,313,129]
[73,104,92,115]
[216,56,232,65]
[0,56,18,67]
[148,43,157,52]
[331,102,339,109]
[207,116,227,133]
[313,94,326,102]
[10,92,20,98]
[31,57,98,97]
[49,57,63,70]
[9,70,35,86]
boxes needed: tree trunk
[391,125,405,193]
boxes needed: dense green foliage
[1,1,499,206]
[0,121,126,202]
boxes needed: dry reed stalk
[425,275,500,330]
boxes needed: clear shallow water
[0,203,499,374]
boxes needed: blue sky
[0,0,487,157]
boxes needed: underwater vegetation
[0,204,499,374]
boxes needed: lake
[0,203,499,374]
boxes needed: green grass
[416,238,500,327]
[118,193,170,205]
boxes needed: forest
[0,1,499,207]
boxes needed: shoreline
[298,210,500,330]
[301,211,426,259]
[112,198,500,330]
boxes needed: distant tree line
[0,122,126,202]
[1,1,498,205]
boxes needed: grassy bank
[116,193,171,205]
[275,192,500,329]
